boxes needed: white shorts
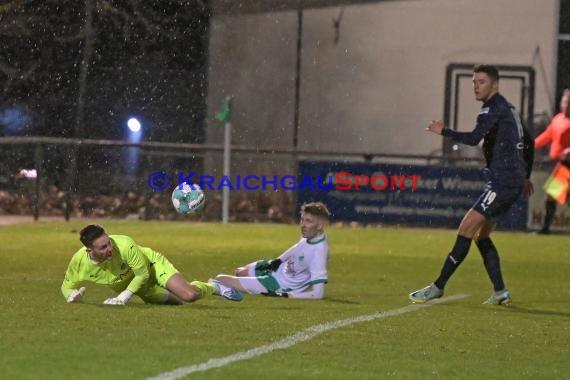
[236,261,272,294]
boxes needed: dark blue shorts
[472,182,522,219]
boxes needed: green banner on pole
[215,96,233,123]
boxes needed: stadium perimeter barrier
[0,136,552,230]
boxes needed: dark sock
[434,235,472,290]
[476,238,505,291]
[542,200,557,232]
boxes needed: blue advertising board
[297,161,527,230]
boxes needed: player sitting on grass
[215,202,330,299]
[61,224,242,305]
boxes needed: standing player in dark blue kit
[409,64,534,305]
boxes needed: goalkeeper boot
[409,283,443,303]
[209,279,243,302]
[482,290,511,306]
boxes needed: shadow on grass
[93,303,223,310]
[325,298,361,304]
[498,305,570,318]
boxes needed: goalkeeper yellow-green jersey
[61,235,170,300]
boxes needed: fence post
[64,145,78,221]
[32,144,43,221]
[143,151,152,221]
[216,96,233,224]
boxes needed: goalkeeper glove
[261,291,288,298]
[257,258,282,272]
[103,290,133,306]
[66,287,86,303]
[103,297,126,305]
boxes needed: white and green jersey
[61,235,170,300]
[274,233,328,294]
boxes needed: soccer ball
[171,182,206,214]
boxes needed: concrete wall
[206,0,558,157]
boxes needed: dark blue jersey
[442,93,527,187]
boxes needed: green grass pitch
[1,220,569,379]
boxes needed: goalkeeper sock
[190,280,214,299]
[434,235,471,290]
[476,238,505,292]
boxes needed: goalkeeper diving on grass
[61,224,243,305]
[214,202,330,300]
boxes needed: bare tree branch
[0,0,28,14]
[127,0,160,35]
[53,30,87,42]
[1,60,39,97]
[0,0,34,36]
[0,21,33,37]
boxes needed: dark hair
[473,64,499,82]
[301,202,331,221]
[80,224,106,248]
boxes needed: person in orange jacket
[534,89,570,234]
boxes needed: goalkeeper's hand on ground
[103,290,133,306]
[258,258,282,272]
[103,297,127,305]
[66,287,86,303]
[261,291,288,298]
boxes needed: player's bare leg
[161,289,185,305]
[165,273,203,302]
[475,219,495,240]
[216,274,273,296]
[215,274,248,292]
[166,273,242,302]
[457,208,487,238]
[234,261,257,277]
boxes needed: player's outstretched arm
[426,120,445,135]
[65,287,86,303]
[103,290,133,306]
[61,271,85,302]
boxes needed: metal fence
[0,136,517,223]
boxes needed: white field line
[147,294,469,380]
